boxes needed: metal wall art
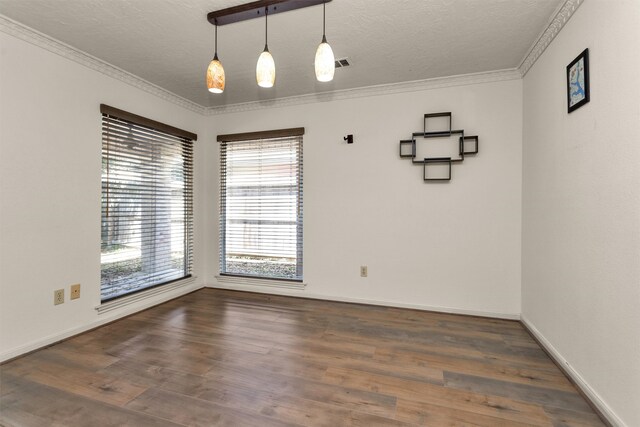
[398,112,479,182]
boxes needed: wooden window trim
[100,104,197,141]
[217,127,304,142]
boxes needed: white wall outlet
[54,289,64,305]
[360,266,368,277]
[70,283,80,300]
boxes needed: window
[219,128,304,281]
[100,105,195,302]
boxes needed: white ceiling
[0,0,563,108]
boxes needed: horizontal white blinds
[220,134,303,281]
[101,111,194,302]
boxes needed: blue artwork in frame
[567,48,590,113]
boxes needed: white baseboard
[1,283,204,363]
[206,282,520,320]
[520,315,625,427]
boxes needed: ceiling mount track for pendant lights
[207,0,332,26]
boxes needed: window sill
[215,275,306,290]
[95,276,197,314]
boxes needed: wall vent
[334,58,350,68]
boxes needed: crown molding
[0,14,206,115]
[517,0,584,77]
[2,0,582,118]
[205,69,522,116]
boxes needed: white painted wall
[522,1,640,426]
[2,4,637,424]
[206,78,523,318]
[0,21,523,359]
[0,33,207,361]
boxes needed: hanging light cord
[322,2,327,43]
[214,24,218,59]
[264,7,269,51]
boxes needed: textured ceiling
[0,0,563,108]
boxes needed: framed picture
[566,48,590,113]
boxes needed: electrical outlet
[70,283,80,300]
[54,289,64,305]
[360,266,368,277]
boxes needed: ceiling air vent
[334,58,350,68]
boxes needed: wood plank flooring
[0,289,605,426]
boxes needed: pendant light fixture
[206,23,225,93]
[207,0,333,92]
[314,1,335,82]
[256,7,276,88]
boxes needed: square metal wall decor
[423,157,452,181]
[398,112,478,182]
[399,140,415,158]
[461,135,479,155]
[424,112,452,135]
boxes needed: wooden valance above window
[100,104,197,141]
[217,127,305,142]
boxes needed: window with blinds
[219,128,304,281]
[100,105,195,302]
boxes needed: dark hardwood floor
[0,288,605,426]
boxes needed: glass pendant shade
[256,47,275,88]
[207,24,224,94]
[315,36,335,82]
[315,2,334,82]
[206,55,225,93]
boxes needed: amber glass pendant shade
[206,25,224,93]
[207,55,225,93]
